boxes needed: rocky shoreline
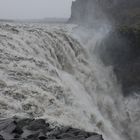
[0,118,103,140]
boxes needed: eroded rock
[0,118,104,140]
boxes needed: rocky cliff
[0,118,103,140]
[70,0,140,26]
[70,0,140,95]
[95,26,140,95]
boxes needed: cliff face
[70,0,140,26]
[70,0,140,95]
[95,26,140,95]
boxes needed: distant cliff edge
[70,0,140,26]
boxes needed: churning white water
[0,23,139,140]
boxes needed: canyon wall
[70,0,140,95]
[70,0,140,26]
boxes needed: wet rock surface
[70,0,140,26]
[95,26,140,96]
[70,0,140,96]
[0,118,104,140]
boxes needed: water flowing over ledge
[0,23,139,140]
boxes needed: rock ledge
[0,118,104,140]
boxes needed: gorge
[70,0,140,95]
[0,0,140,140]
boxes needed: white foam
[0,22,139,140]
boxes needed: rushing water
[0,23,139,140]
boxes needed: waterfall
[0,23,139,140]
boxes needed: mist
[0,0,139,140]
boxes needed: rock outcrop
[70,0,140,26]
[95,26,140,95]
[0,118,104,140]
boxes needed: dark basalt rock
[0,118,104,140]
[70,0,140,96]
[27,119,47,131]
[70,0,140,26]
[95,26,140,96]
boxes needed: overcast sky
[0,0,74,19]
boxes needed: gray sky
[0,0,74,19]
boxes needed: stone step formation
[0,118,103,140]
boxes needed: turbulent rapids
[0,23,140,140]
